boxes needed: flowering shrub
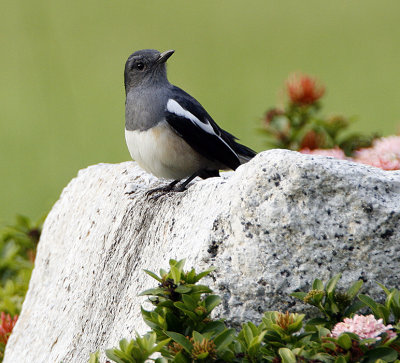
[262,73,376,155]
[90,260,400,362]
[262,73,400,171]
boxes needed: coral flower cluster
[331,314,397,341]
[286,73,325,105]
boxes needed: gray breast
[125,87,167,131]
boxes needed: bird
[124,49,256,194]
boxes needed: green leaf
[358,294,378,312]
[151,338,171,354]
[337,333,352,350]
[346,280,363,299]
[363,347,398,362]
[318,327,331,339]
[359,294,388,321]
[377,282,391,296]
[313,279,324,290]
[174,285,191,294]
[378,305,390,324]
[192,267,215,283]
[189,285,212,294]
[290,292,307,300]
[279,348,297,363]
[200,321,226,335]
[344,299,366,316]
[326,274,341,296]
[138,287,166,296]
[88,351,100,363]
[334,356,347,363]
[205,295,221,312]
[105,349,131,363]
[165,332,193,354]
[242,323,254,345]
[171,266,181,284]
[181,294,196,310]
[143,269,162,282]
[159,268,168,278]
[213,328,235,351]
[173,302,198,321]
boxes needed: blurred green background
[1,1,400,224]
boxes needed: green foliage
[0,215,43,361]
[92,261,400,362]
[0,215,43,315]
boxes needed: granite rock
[4,150,400,362]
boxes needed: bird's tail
[234,142,257,164]
[220,129,257,165]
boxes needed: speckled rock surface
[5,150,400,363]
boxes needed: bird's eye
[136,62,145,71]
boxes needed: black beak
[158,50,175,64]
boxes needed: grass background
[1,1,400,224]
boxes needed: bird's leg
[146,179,180,197]
[174,171,203,192]
[146,169,217,199]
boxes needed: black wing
[165,86,241,170]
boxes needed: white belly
[125,122,211,180]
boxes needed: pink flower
[300,147,346,160]
[354,136,400,170]
[286,73,325,105]
[331,314,397,341]
[0,312,18,345]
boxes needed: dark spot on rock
[257,278,268,286]
[332,250,337,256]
[280,269,291,277]
[327,209,331,216]
[207,241,219,257]
[362,203,374,214]
[381,229,394,239]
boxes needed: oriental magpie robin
[124,49,256,193]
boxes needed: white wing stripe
[166,98,239,159]
[167,99,215,134]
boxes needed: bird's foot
[145,180,181,200]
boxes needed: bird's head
[124,49,174,92]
